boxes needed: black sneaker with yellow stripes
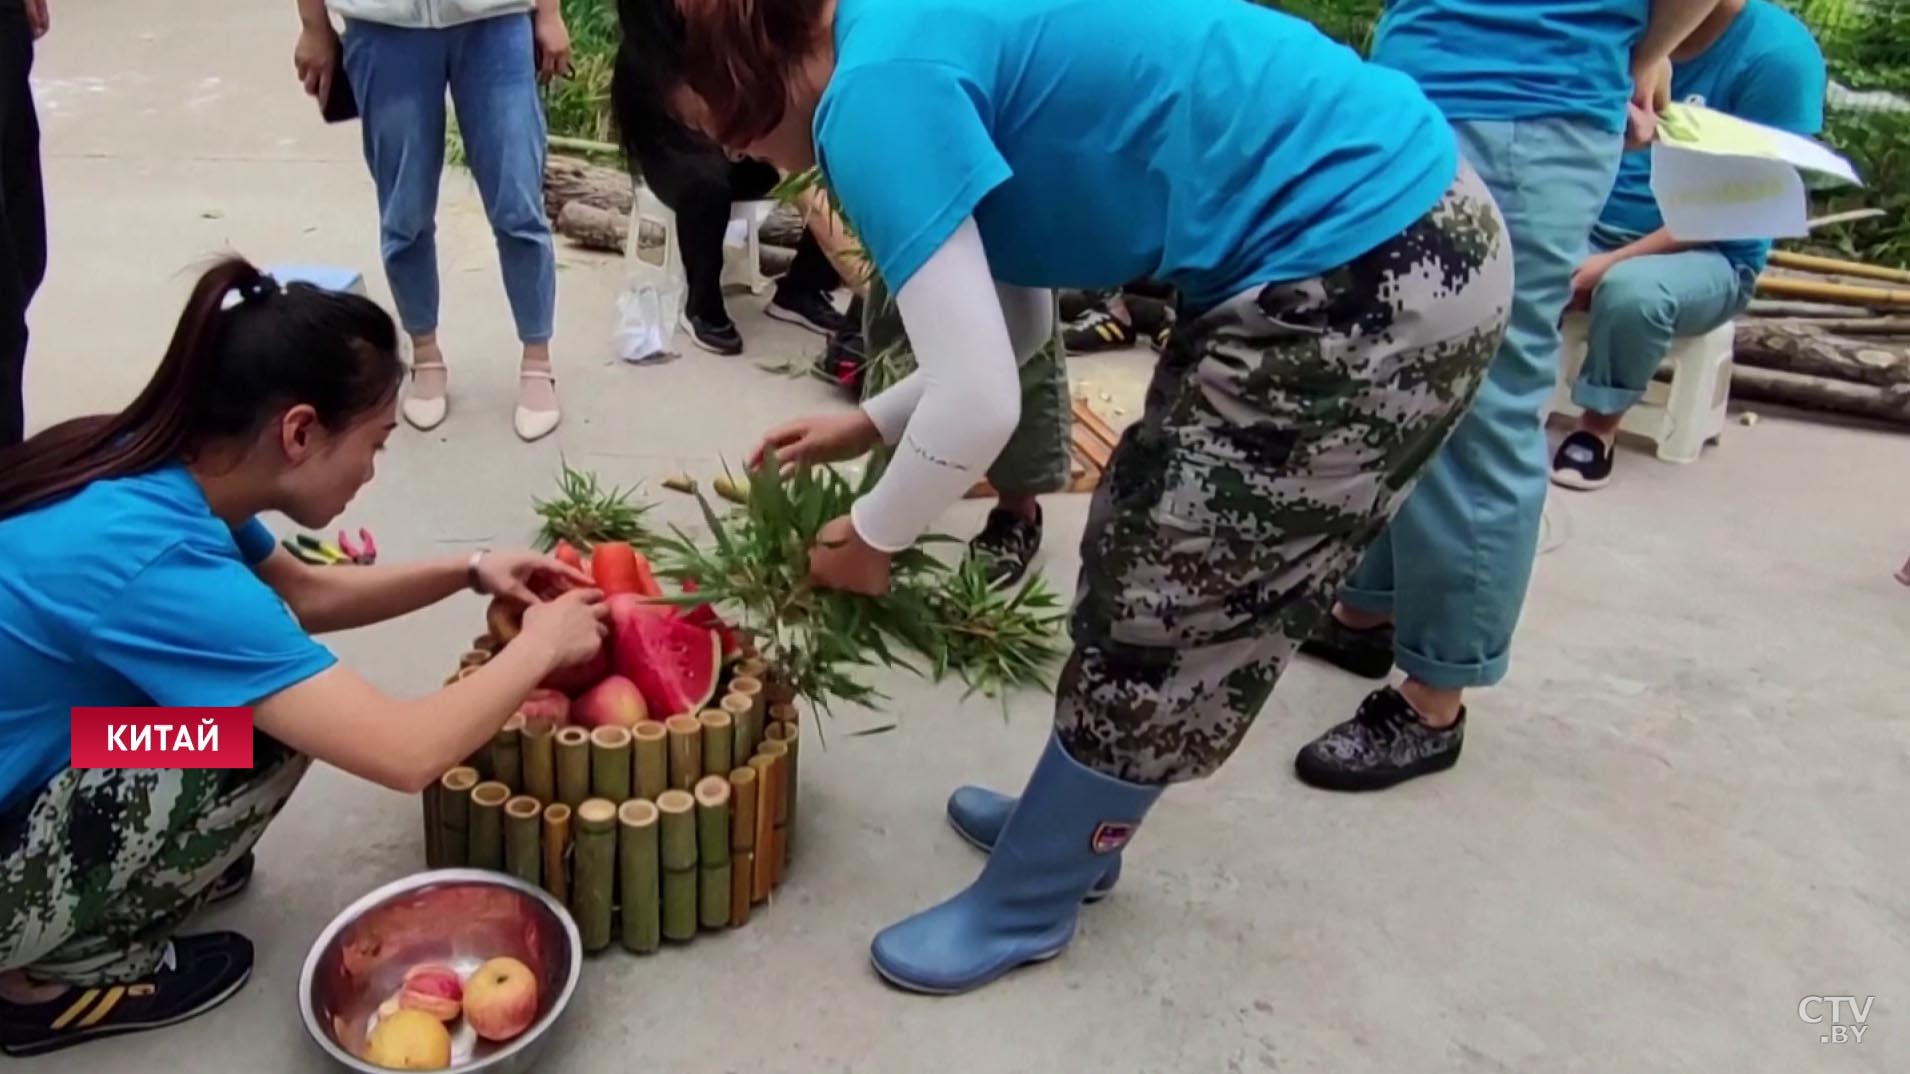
[1063,308,1137,353]
[0,932,253,1057]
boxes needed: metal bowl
[299,870,581,1074]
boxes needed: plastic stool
[628,185,775,297]
[265,264,368,297]
[1548,312,1735,464]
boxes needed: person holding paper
[1552,0,1825,489]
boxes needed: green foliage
[1784,0,1910,94]
[532,460,656,552]
[1803,106,1910,268]
[1257,0,1383,52]
[543,0,620,144]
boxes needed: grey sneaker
[1294,687,1464,791]
[966,506,1042,588]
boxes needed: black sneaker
[1063,309,1136,354]
[967,505,1042,588]
[1550,431,1614,491]
[1294,688,1465,792]
[683,312,744,356]
[766,289,849,336]
[204,852,253,905]
[816,322,868,400]
[1298,615,1396,680]
[0,932,254,1057]
[1148,320,1175,353]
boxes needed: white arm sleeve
[860,273,1052,444]
[850,218,1027,553]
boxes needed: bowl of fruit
[299,870,581,1073]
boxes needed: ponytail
[0,257,401,519]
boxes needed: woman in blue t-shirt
[615,0,1514,994]
[0,258,607,1056]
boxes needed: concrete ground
[21,2,1908,1071]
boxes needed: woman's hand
[294,22,340,102]
[750,410,882,472]
[476,550,594,604]
[1567,252,1620,313]
[808,515,892,595]
[519,588,610,669]
[534,8,572,83]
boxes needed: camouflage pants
[861,272,1073,496]
[0,737,308,985]
[1056,162,1512,784]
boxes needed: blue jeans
[1571,225,1756,415]
[1340,117,1620,689]
[342,15,555,343]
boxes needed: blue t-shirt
[0,465,336,813]
[813,0,1459,314]
[1372,1,1649,133]
[1597,0,1826,272]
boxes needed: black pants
[0,9,43,449]
[634,141,837,326]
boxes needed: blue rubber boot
[946,787,1122,901]
[872,735,1162,995]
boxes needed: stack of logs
[544,155,807,269]
[423,640,803,954]
[1737,251,1910,426]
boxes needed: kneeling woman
[621,0,1515,994]
[0,260,606,1056]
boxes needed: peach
[461,956,539,1042]
[365,1009,452,1071]
[398,963,462,1022]
[572,674,648,731]
[514,688,572,730]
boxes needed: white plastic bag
[613,232,686,365]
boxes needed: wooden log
[468,781,511,872]
[727,766,758,927]
[633,721,669,801]
[436,767,478,869]
[555,200,628,254]
[617,799,661,954]
[1756,275,1910,308]
[757,740,791,888]
[699,709,733,777]
[521,720,556,805]
[747,754,777,903]
[695,777,732,930]
[541,802,571,905]
[1746,299,1881,319]
[589,726,633,802]
[555,727,591,807]
[1735,319,1910,388]
[504,795,542,888]
[491,714,525,794]
[573,799,618,953]
[544,155,633,218]
[1768,250,1910,285]
[721,693,756,766]
[666,714,703,791]
[657,790,698,941]
[766,718,799,855]
[1727,365,1910,425]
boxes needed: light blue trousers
[1570,226,1757,414]
[1340,117,1621,689]
[342,15,556,343]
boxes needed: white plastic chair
[265,264,368,297]
[1549,312,1735,464]
[627,185,775,298]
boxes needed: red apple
[572,674,649,730]
[514,688,572,730]
[398,963,462,1022]
[539,644,608,697]
[462,956,539,1042]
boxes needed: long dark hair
[0,257,402,519]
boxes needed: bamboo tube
[458,649,491,668]
[589,726,633,802]
[747,754,776,902]
[468,781,510,871]
[504,795,542,887]
[572,799,617,953]
[766,718,799,854]
[555,727,591,807]
[757,740,791,887]
[657,790,698,941]
[769,701,797,726]
[721,693,757,766]
[1768,249,1910,285]
[695,777,732,929]
[521,720,556,804]
[665,715,702,791]
[436,768,478,868]
[617,799,661,954]
[541,803,571,904]
[1757,274,1910,307]
[729,675,765,725]
[699,709,733,776]
[464,741,492,782]
[422,780,442,869]
[737,657,769,682]
[763,674,796,706]
[633,721,668,801]
[492,714,525,793]
[727,766,757,926]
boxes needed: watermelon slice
[677,578,742,657]
[609,595,721,718]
